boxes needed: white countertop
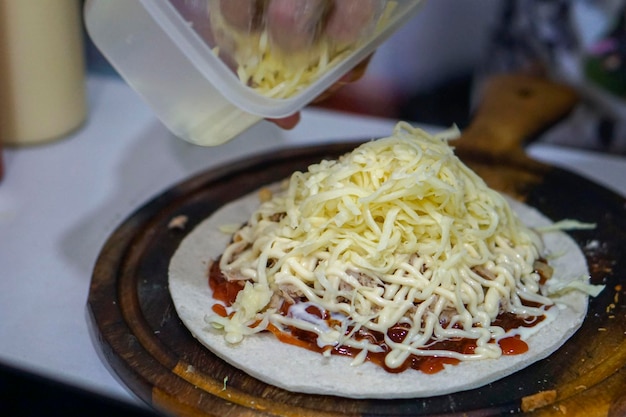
[1,75,625,407]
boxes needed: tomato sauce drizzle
[208,261,243,307]
[208,261,540,374]
[498,334,528,355]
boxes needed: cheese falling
[208,122,554,369]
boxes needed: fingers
[211,0,377,131]
[216,0,383,52]
[339,54,372,83]
[266,0,330,53]
[266,0,383,50]
[325,0,385,44]
[267,113,301,129]
[312,54,372,104]
[218,0,263,31]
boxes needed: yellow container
[0,0,87,146]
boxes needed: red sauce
[208,258,542,374]
[208,261,243,305]
[267,324,316,350]
[498,335,529,355]
[492,311,545,329]
[420,357,461,374]
[211,303,228,317]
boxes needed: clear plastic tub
[84,0,423,146]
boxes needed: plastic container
[84,0,423,146]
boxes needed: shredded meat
[437,308,458,328]
[533,259,554,285]
[347,270,379,288]
[269,212,286,222]
[472,265,497,280]
[222,269,251,282]
[280,284,304,304]
[268,293,284,311]
[338,280,353,292]
[258,187,273,202]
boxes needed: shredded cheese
[207,122,558,369]
[535,219,597,233]
[208,0,394,99]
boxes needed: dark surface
[0,361,163,417]
[87,142,626,417]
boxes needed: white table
[1,75,625,407]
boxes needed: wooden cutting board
[88,75,626,416]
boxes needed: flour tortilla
[168,189,589,399]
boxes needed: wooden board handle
[455,74,579,166]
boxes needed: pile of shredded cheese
[208,122,555,369]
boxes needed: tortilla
[168,189,589,399]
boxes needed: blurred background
[315,0,626,154]
[84,0,626,152]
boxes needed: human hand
[216,0,380,128]
[218,0,385,52]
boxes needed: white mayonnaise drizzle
[208,122,557,368]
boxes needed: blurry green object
[584,8,626,98]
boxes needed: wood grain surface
[88,75,626,416]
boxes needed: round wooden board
[88,142,626,417]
